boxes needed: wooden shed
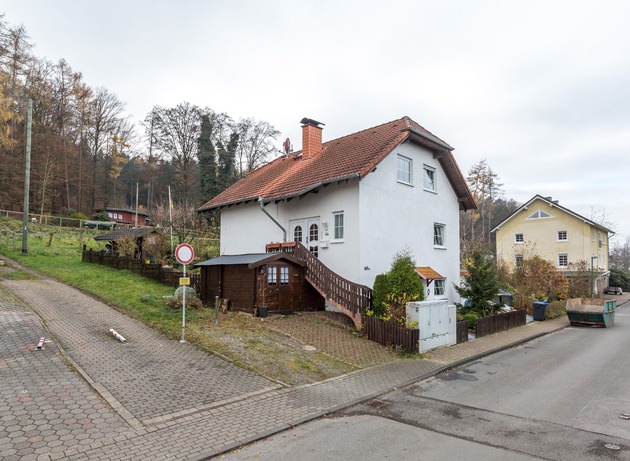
[195,253,324,314]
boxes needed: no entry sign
[175,243,194,265]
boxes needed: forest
[0,15,279,229]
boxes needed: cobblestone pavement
[2,261,611,461]
[264,313,399,368]
[0,287,131,461]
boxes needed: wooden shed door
[267,264,298,311]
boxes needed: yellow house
[492,195,613,290]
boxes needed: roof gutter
[406,127,454,151]
[258,196,286,242]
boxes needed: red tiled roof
[197,116,476,212]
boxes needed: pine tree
[455,252,499,317]
[198,114,217,200]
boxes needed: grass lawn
[0,219,389,384]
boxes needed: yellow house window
[557,231,567,241]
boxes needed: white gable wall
[219,141,462,304]
[358,142,461,302]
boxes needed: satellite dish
[283,138,291,154]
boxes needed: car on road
[604,286,623,295]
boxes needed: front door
[290,218,320,257]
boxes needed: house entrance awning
[415,267,444,281]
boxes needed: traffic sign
[175,243,194,265]
[179,277,190,286]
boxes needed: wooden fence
[456,320,469,344]
[82,249,201,293]
[475,309,526,338]
[364,316,419,353]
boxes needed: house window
[515,254,523,266]
[267,266,277,286]
[515,233,524,243]
[293,225,302,243]
[558,253,568,268]
[434,279,445,296]
[424,165,436,192]
[279,266,289,286]
[397,155,412,184]
[333,211,344,241]
[558,230,567,241]
[434,223,445,247]
[528,210,552,219]
[309,223,319,257]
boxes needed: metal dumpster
[566,298,616,327]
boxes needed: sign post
[175,243,194,343]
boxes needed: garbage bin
[533,301,549,321]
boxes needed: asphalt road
[225,305,630,460]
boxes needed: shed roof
[195,253,305,269]
[94,227,160,241]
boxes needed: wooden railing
[82,249,200,293]
[475,309,526,338]
[266,241,372,323]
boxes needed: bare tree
[85,87,127,210]
[148,102,201,206]
[235,117,280,177]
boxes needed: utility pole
[22,99,33,254]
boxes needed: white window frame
[515,254,523,266]
[558,253,568,268]
[434,223,446,248]
[397,155,412,185]
[557,230,568,241]
[332,211,344,242]
[434,279,446,297]
[267,266,277,285]
[515,233,524,243]
[279,266,289,286]
[423,165,436,192]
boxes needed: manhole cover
[605,444,620,450]
[302,345,317,351]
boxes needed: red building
[97,207,151,227]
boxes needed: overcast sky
[3,0,629,243]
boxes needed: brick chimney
[300,117,324,160]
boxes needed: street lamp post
[591,256,598,298]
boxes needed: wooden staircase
[266,241,372,329]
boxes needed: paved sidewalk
[2,266,614,461]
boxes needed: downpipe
[258,196,286,242]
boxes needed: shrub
[92,211,111,222]
[610,268,630,290]
[462,312,479,329]
[545,300,566,319]
[371,250,424,324]
[371,274,391,318]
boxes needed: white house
[197,117,475,311]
